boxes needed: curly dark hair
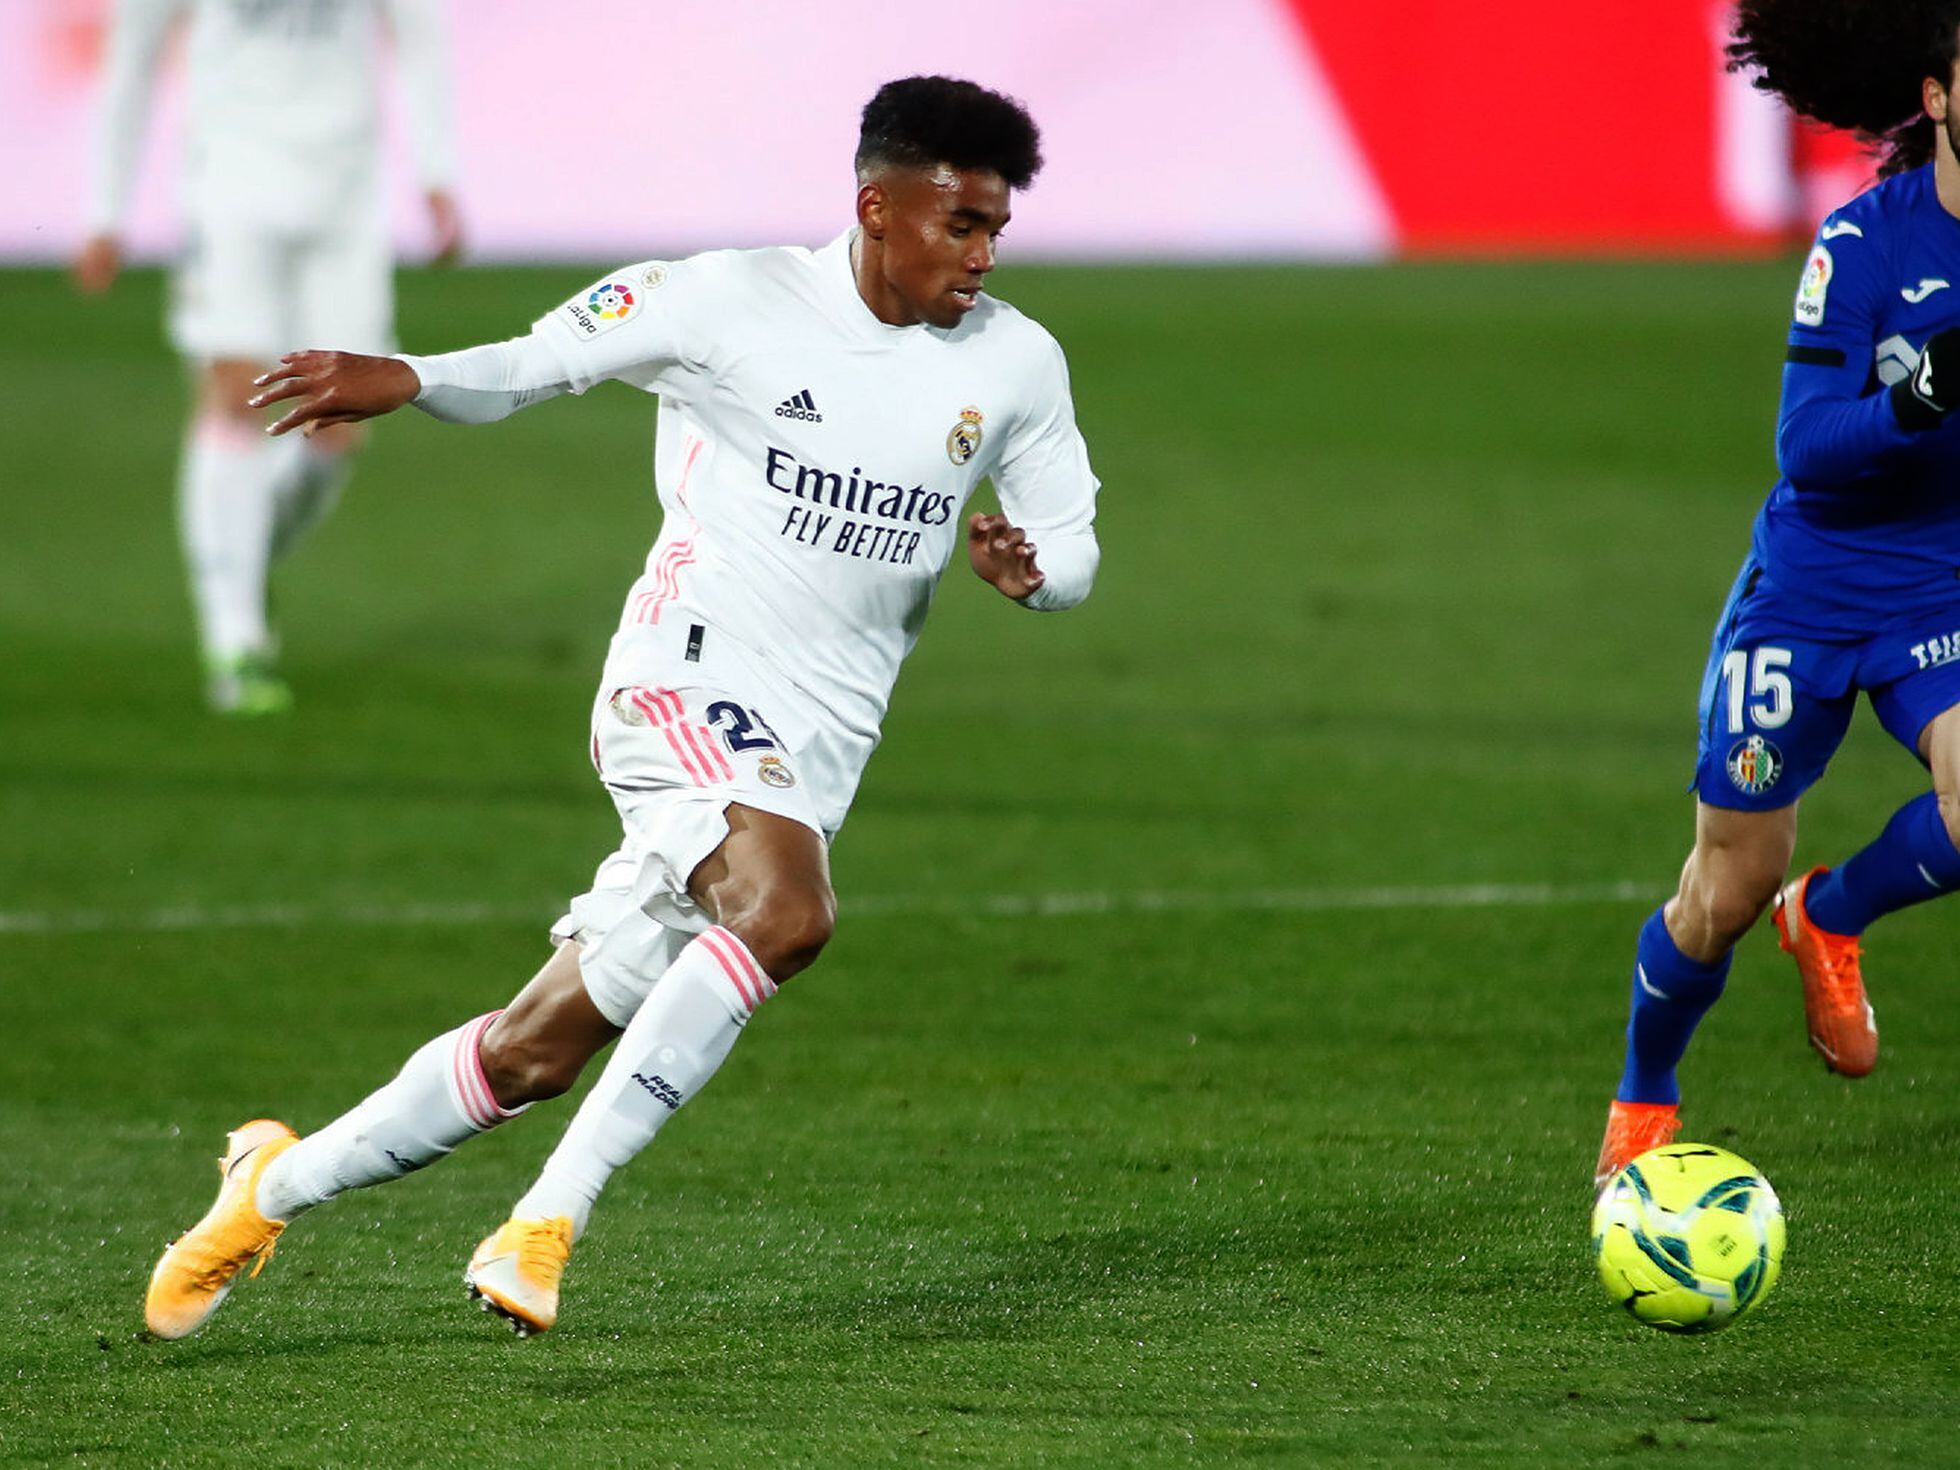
[1729,1,1960,176]
[855,76,1043,190]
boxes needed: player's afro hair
[1729,0,1960,176]
[855,76,1043,190]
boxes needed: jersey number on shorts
[1720,647,1794,733]
[707,701,779,753]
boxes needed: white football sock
[513,927,775,1235]
[269,436,352,563]
[257,1011,527,1222]
[178,414,281,662]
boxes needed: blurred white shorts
[169,208,393,362]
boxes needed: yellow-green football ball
[1592,1142,1785,1334]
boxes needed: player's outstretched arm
[250,351,421,436]
[253,263,691,436]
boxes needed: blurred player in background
[75,0,460,714]
[140,77,1101,1341]
[1597,0,1960,1186]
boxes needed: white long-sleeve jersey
[87,0,455,233]
[400,231,1101,750]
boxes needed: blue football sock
[1803,791,1960,936]
[1616,907,1731,1106]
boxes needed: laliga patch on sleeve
[557,268,664,339]
[1795,245,1833,327]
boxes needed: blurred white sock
[178,414,280,661]
[270,436,352,562]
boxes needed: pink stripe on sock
[696,928,759,1011]
[194,412,265,451]
[716,925,775,999]
[702,925,777,1008]
[453,1011,519,1129]
[471,1013,523,1121]
[451,1017,493,1128]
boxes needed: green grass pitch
[3,257,1959,1464]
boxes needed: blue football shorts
[1692,557,1960,811]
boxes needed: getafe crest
[1726,734,1783,796]
[947,406,984,466]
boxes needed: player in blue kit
[1597,0,1960,1185]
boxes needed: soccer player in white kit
[143,77,1100,1340]
[76,0,459,714]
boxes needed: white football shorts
[550,627,865,1027]
[168,206,393,362]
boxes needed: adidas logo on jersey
[775,389,823,422]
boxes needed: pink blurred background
[1,0,1876,263]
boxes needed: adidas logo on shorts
[774,389,823,422]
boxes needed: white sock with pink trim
[256,1011,527,1221]
[178,414,282,662]
[513,926,775,1236]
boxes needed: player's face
[1928,44,1960,161]
[859,166,1011,329]
[1946,56,1960,163]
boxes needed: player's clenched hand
[249,351,421,436]
[1893,326,1960,430]
[966,512,1046,600]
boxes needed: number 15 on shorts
[1720,646,1793,733]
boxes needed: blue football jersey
[1753,165,1960,623]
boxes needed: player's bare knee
[478,1026,581,1106]
[200,360,265,427]
[1704,881,1777,949]
[724,884,836,982]
[1672,864,1777,958]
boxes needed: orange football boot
[1593,1099,1681,1191]
[144,1119,298,1339]
[1774,865,1878,1077]
[465,1216,574,1337]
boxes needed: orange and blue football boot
[1593,1099,1682,1192]
[1775,866,1878,1077]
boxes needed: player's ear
[856,181,887,240]
[1926,73,1950,124]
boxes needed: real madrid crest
[947,406,984,466]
